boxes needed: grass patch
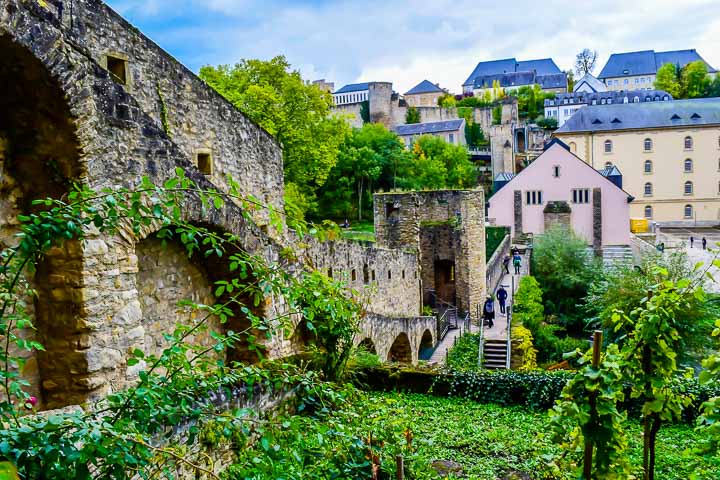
[226,389,720,479]
[341,220,376,242]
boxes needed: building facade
[394,119,466,147]
[554,98,720,225]
[598,49,716,91]
[488,140,631,248]
[404,80,445,107]
[462,57,567,94]
[544,89,672,128]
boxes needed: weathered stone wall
[136,237,222,358]
[368,82,393,128]
[331,103,364,128]
[373,190,486,316]
[486,234,510,294]
[304,238,421,318]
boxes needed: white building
[332,82,370,106]
[544,89,672,128]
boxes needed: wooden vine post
[583,329,603,479]
[395,454,404,480]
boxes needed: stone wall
[486,234,510,294]
[304,238,421,318]
[373,190,486,316]
[368,82,393,128]
[331,103,364,128]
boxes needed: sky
[106,0,720,94]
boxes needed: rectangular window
[572,188,590,204]
[106,54,128,85]
[641,78,645,83]
[448,133,455,144]
[526,190,543,205]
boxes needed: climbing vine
[0,169,359,478]
[549,344,630,479]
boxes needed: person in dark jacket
[690,236,695,248]
[497,285,508,314]
[502,255,511,274]
[482,296,495,328]
[702,237,707,250]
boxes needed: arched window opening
[685,181,694,195]
[684,136,693,150]
[644,205,653,219]
[644,160,652,173]
[604,140,612,153]
[644,182,653,196]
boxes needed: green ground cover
[341,220,376,242]
[224,389,720,479]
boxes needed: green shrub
[446,333,480,371]
[531,226,602,332]
[357,366,720,422]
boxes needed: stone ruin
[0,0,486,410]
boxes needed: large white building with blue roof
[598,49,716,91]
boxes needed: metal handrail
[506,304,512,369]
[437,309,450,342]
[477,303,485,368]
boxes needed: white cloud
[107,0,720,94]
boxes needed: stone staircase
[601,245,633,267]
[481,338,510,369]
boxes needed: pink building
[488,140,632,248]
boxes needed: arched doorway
[0,34,84,409]
[418,329,434,360]
[387,333,412,364]
[135,230,263,367]
[357,338,377,355]
[434,259,456,305]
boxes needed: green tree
[682,60,710,98]
[405,106,421,124]
[317,123,410,220]
[407,135,476,189]
[199,57,349,218]
[584,250,715,366]
[492,105,502,125]
[611,273,697,480]
[704,75,720,97]
[438,93,457,108]
[531,226,602,331]
[654,63,681,98]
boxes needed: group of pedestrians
[502,248,523,275]
[689,236,708,250]
[483,247,522,328]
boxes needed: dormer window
[691,113,702,119]
[634,96,640,103]
[611,118,621,124]
[671,114,681,120]
[592,118,603,125]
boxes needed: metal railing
[477,303,485,368]
[437,309,450,343]
[505,304,513,369]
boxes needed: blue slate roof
[333,82,370,94]
[555,98,720,133]
[598,49,716,79]
[598,165,622,177]
[544,89,672,107]
[463,58,517,86]
[464,57,562,87]
[394,119,465,136]
[405,79,444,95]
[474,72,536,89]
[516,58,561,76]
[537,73,567,90]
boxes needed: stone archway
[132,230,264,367]
[418,329,434,361]
[387,333,412,364]
[357,337,377,355]
[0,34,85,409]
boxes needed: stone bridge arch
[356,315,437,366]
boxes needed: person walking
[702,237,707,250]
[690,236,695,248]
[513,252,522,275]
[502,255,511,274]
[482,295,495,328]
[497,285,508,315]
